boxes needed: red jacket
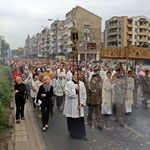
[13,69,22,80]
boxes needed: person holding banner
[63,70,87,141]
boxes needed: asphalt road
[29,96,150,150]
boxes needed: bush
[0,65,12,132]
[0,103,5,131]
[0,66,12,107]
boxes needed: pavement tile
[15,141,30,150]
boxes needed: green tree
[1,39,10,57]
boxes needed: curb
[8,101,15,150]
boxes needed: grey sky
[0,0,150,49]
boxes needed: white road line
[110,117,145,138]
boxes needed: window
[84,37,90,41]
[119,28,121,32]
[84,20,90,25]
[135,28,138,32]
[135,35,137,39]
[84,29,90,33]
[135,21,138,25]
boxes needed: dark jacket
[88,80,102,105]
[14,83,26,101]
[37,84,54,106]
[142,76,150,93]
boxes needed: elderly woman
[14,77,27,124]
[55,74,66,112]
[37,76,54,131]
[30,73,42,111]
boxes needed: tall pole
[70,22,80,116]
[99,41,103,75]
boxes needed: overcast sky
[0,0,150,49]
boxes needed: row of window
[107,20,150,27]
[135,21,150,26]
[108,28,150,34]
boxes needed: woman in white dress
[101,71,112,115]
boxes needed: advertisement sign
[87,43,96,50]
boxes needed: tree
[1,39,10,57]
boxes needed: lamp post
[70,22,80,116]
[48,19,58,59]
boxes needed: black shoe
[145,106,149,109]
[134,105,138,109]
[82,136,88,141]
[120,123,125,128]
[115,119,120,123]
[16,119,20,124]
[70,134,77,139]
[97,124,103,130]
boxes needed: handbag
[51,95,56,105]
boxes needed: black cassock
[67,117,86,139]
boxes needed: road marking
[110,117,145,138]
[124,125,145,138]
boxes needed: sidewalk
[8,101,47,150]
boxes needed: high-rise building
[24,6,102,60]
[105,16,150,47]
[63,6,102,61]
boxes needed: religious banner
[101,46,150,60]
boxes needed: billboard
[87,43,96,50]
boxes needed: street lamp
[48,19,58,59]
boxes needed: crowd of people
[10,58,150,141]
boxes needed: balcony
[108,32,118,36]
[127,38,132,42]
[109,25,118,29]
[138,25,149,29]
[137,32,149,36]
[127,24,133,27]
[138,38,148,43]
[108,39,117,42]
[127,31,132,35]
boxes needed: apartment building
[24,33,42,58]
[64,6,102,61]
[39,27,51,58]
[105,16,150,47]
[24,6,102,60]
[49,20,65,59]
